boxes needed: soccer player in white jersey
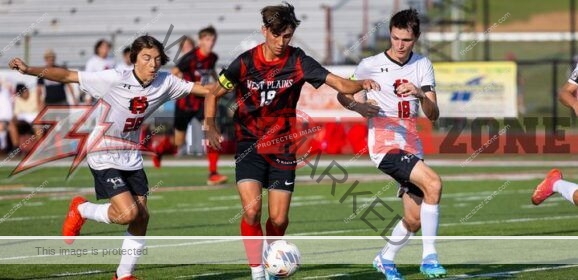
[9,35,211,280]
[532,65,578,207]
[337,9,446,280]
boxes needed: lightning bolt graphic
[12,100,146,177]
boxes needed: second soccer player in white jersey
[338,9,447,280]
[9,35,211,280]
[532,65,578,206]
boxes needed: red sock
[156,136,176,155]
[265,218,288,244]
[241,219,263,267]
[207,147,219,174]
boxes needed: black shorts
[89,168,149,200]
[235,141,296,192]
[377,149,424,198]
[174,106,203,131]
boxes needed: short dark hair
[94,39,111,55]
[198,25,217,38]
[130,35,169,65]
[389,8,421,37]
[122,47,131,55]
[261,2,300,35]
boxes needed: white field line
[175,272,224,279]
[50,270,103,277]
[302,273,350,279]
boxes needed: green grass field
[1,155,578,279]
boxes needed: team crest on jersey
[129,96,149,114]
[106,177,126,189]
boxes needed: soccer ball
[263,240,301,278]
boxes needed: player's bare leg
[408,161,446,278]
[266,190,291,243]
[374,192,420,279]
[113,195,148,280]
[237,180,266,280]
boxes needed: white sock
[421,202,439,259]
[116,231,146,278]
[250,265,265,278]
[0,131,6,150]
[381,220,414,261]
[554,180,578,205]
[78,202,111,224]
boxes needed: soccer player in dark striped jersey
[154,26,229,186]
[203,3,380,279]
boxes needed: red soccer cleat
[113,273,140,280]
[532,169,563,205]
[207,173,228,186]
[62,196,87,244]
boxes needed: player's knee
[403,217,420,233]
[424,175,442,198]
[268,215,289,228]
[243,209,262,224]
[112,207,138,225]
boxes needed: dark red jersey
[219,44,329,142]
[176,47,218,111]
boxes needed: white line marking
[50,270,103,277]
[175,272,224,279]
[302,273,350,279]
[2,235,578,240]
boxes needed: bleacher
[0,0,403,69]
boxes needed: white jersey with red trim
[78,69,193,170]
[352,51,435,166]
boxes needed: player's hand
[361,79,380,91]
[396,82,425,99]
[203,124,224,150]
[8,58,29,74]
[353,99,380,118]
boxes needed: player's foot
[62,196,87,245]
[152,152,162,168]
[532,169,563,205]
[373,254,405,280]
[207,172,228,185]
[420,254,447,279]
[113,273,139,280]
[265,272,280,280]
[251,266,266,280]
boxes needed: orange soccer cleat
[207,173,228,186]
[62,196,87,244]
[532,169,563,205]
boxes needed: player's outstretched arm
[9,58,78,83]
[336,92,380,118]
[189,83,214,97]
[325,73,380,94]
[203,84,229,150]
[559,82,578,116]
